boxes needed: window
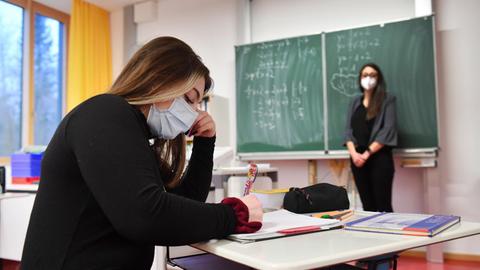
[0,0,23,156]
[0,0,69,156]
[34,13,65,145]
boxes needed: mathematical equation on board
[244,81,308,130]
[242,37,318,81]
[330,28,381,97]
[239,37,319,130]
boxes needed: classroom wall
[250,0,415,42]
[136,0,249,147]
[110,8,124,80]
[129,0,479,255]
[433,0,480,254]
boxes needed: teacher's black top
[351,103,375,150]
[344,93,398,148]
[21,94,236,270]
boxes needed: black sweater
[21,94,236,270]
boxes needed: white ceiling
[35,0,140,14]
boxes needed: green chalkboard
[235,16,438,156]
[236,34,324,152]
[326,16,438,151]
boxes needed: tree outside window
[34,14,64,145]
[0,0,23,156]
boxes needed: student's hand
[239,194,263,222]
[221,196,263,233]
[189,111,216,138]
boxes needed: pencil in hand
[243,163,258,196]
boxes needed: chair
[226,176,272,198]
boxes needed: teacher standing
[344,63,397,212]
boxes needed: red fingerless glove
[221,197,262,233]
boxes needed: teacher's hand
[351,152,366,168]
[360,151,371,161]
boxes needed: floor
[3,256,480,270]
[395,256,480,270]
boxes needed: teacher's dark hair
[358,63,386,119]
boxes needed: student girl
[344,63,397,212]
[21,37,262,270]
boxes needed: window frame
[0,0,69,163]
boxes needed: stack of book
[11,153,43,185]
[345,212,460,237]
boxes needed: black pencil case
[283,183,350,214]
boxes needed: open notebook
[228,209,342,243]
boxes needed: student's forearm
[170,136,215,201]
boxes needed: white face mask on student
[146,97,199,139]
[361,76,377,90]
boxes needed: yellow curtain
[67,0,112,111]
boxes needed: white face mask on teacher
[361,76,377,91]
[146,97,199,139]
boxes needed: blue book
[345,212,460,237]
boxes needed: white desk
[191,221,480,270]
[0,193,31,201]
[0,193,35,261]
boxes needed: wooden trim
[28,0,34,145]
[400,250,426,258]
[5,0,27,8]
[32,1,69,23]
[445,252,480,263]
[401,250,480,263]
[0,157,11,166]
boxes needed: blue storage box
[11,153,43,177]
[11,153,43,163]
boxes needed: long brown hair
[108,37,212,188]
[358,63,386,120]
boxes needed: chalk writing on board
[330,28,381,97]
[245,81,308,130]
[240,37,318,130]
